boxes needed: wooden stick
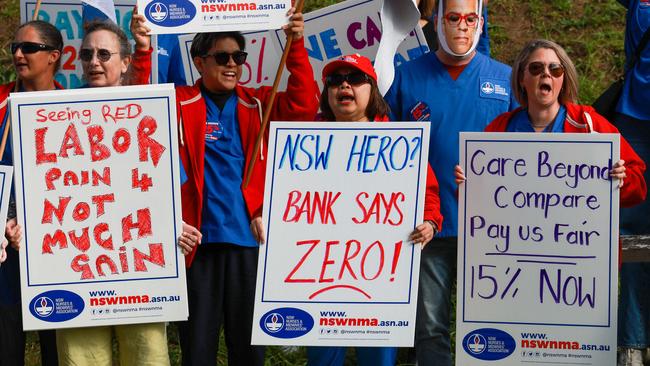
[32,0,43,20]
[243,0,305,188]
[0,0,43,160]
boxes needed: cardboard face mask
[436,0,483,58]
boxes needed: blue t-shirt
[157,34,188,86]
[200,93,257,246]
[616,0,650,120]
[385,51,517,237]
[506,106,567,133]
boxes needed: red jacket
[486,103,647,208]
[127,47,154,86]
[175,38,320,266]
[0,80,65,131]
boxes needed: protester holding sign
[384,0,516,364]
[455,39,646,205]
[0,19,63,366]
[175,8,319,365]
[298,54,443,366]
[53,17,195,366]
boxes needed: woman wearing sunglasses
[304,54,443,366]
[0,19,62,366]
[79,12,152,88]
[455,39,646,208]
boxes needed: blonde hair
[511,39,579,107]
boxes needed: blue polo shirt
[616,0,650,120]
[200,92,257,246]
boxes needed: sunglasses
[10,42,56,54]
[443,12,480,27]
[202,51,248,66]
[325,72,370,87]
[79,48,119,62]
[527,61,565,78]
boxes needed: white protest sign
[10,84,187,330]
[252,122,430,347]
[138,0,291,34]
[20,0,158,89]
[179,0,429,89]
[179,30,276,87]
[456,133,619,365]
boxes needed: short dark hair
[418,0,435,20]
[319,77,390,122]
[16,20,63,71]
[83,20,131,58]
[190,32,246,59]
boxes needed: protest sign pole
[0,0,42,161]
[32,0,43,20]
[243,0,305,188]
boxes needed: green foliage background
[1,0,627,364]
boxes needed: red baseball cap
[321,54,377,83]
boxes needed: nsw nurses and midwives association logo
[481,81,495,95]
[264,313,285,333]
[148,2,169,22]
[466,333,487,354]
[33,296,54,317]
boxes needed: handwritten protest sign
[179,0,429,89]
[21,0,158,89]
[456,133,619,365]
[138,0,291,34]
[10,84,186,330]
[251,122,430,347]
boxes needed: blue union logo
[463,328,516,361]
[259,308,314,339]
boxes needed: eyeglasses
[325,72,370,87]
[443,12,480,27]
[202,51,248,66]
[10,42,56,54]
[79,48,119,62]
[527,62,565,78]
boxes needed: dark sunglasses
[10,42,56,54]
[202,51,248,66]
[443,12,480,27]
[325,72,370,87]
[79,48,119,62]
[527,61,564,78]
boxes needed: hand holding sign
[6,218,22,251]
[130,6,151,51]
[282,8,304,40]
[610,159,626,187]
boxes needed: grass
[2,0,627,364]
